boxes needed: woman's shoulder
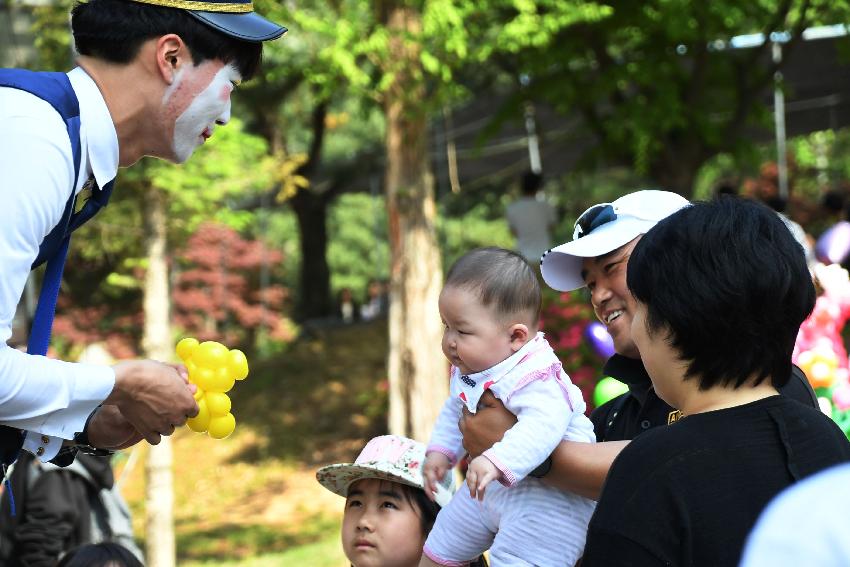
[611,396,850,478]
[608,407,749,476]
[606,423,693,484]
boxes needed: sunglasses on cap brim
[573,203,617,240]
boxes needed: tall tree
[140,185,176,567]
[235,20,386,321]
[380,2,446,439]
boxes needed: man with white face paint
[0,0,285,467]
[169,62,239,163]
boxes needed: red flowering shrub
[49,223,292,360]
[172,223,293,347]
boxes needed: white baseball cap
[316,435,454,508]
[541,190,690,291]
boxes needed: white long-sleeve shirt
[0,67,118,460]
[428,333,595,485]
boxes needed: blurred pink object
[833,384,850,410]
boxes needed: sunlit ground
[116,320,389,565]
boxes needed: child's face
[439,285,519,375]
[342,479,426,567]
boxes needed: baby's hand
[466,455,500,501]
[423,452,451,502]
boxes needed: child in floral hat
[317,435,486,567]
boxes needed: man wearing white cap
[0,0,285,465]
[461,190,819,499]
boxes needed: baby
[422,247,596,566]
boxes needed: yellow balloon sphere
[193,387,205,402]
[229,350,249,380]
[826,357,839,372]
[176,338,200,362]
[197,341,228,368]
[186,359,199,383]
[194,367,216,391]
[205,391,232,416]
[208,413,236,439]
[186,399,210,433]
[204,367,232,392]
[219,377,235,394]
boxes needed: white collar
[464,332,547,383]
[67,67,119,189]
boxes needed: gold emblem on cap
[129,0,253,13]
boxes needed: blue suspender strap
[27,238,71,357]
[28,177,116,357]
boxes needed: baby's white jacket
[427,332,595,485]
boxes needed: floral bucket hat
[316,435,454,508]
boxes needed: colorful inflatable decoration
[593,376,629,407]
[793,263,850,437]
[585,321,616,360]
[176,338,249,439]
[815,221,850,265]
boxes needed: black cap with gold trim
[130,0,286,42]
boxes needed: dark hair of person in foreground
[627,195,815,391]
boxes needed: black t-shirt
[582,396,850,567]
[590,354,819,442]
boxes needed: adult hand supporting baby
[459,390,517,458]
[460,390,631,501]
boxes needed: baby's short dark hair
[445,247,541,324]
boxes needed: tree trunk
[290,189,333,321]
[649,139,707,198]
[141,186,176,567]
[384,5,447,441]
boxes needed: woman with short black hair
[582,197,850,567]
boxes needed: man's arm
[0,93,197,454]
[0,98,116,460]
[546,438,628,500]
[459,390,628,500]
